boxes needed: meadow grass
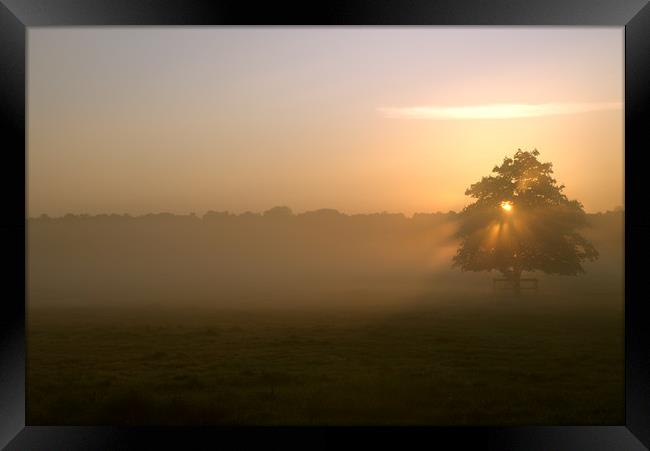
[27,291,623,425]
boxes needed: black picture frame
[1,1,648,449]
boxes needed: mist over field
[26,208,624,425]
[27,208,623,310]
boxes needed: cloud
[377,102,623,120]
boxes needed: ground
[27,292,623,425]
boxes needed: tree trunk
[512,269,522,296]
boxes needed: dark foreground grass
[27,292,624,425]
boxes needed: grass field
[27,292,623,425]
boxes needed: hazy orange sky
[28,27,623,217]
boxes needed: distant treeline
[28,209,623,308]
[31,206,457,222]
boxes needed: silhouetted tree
[263,206,293,217]
[452,149,598,294]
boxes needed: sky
[28,27,624,217]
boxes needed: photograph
[26,27,624,426]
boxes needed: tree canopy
[452,149,598,284]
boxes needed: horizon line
[28,206,625,220]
